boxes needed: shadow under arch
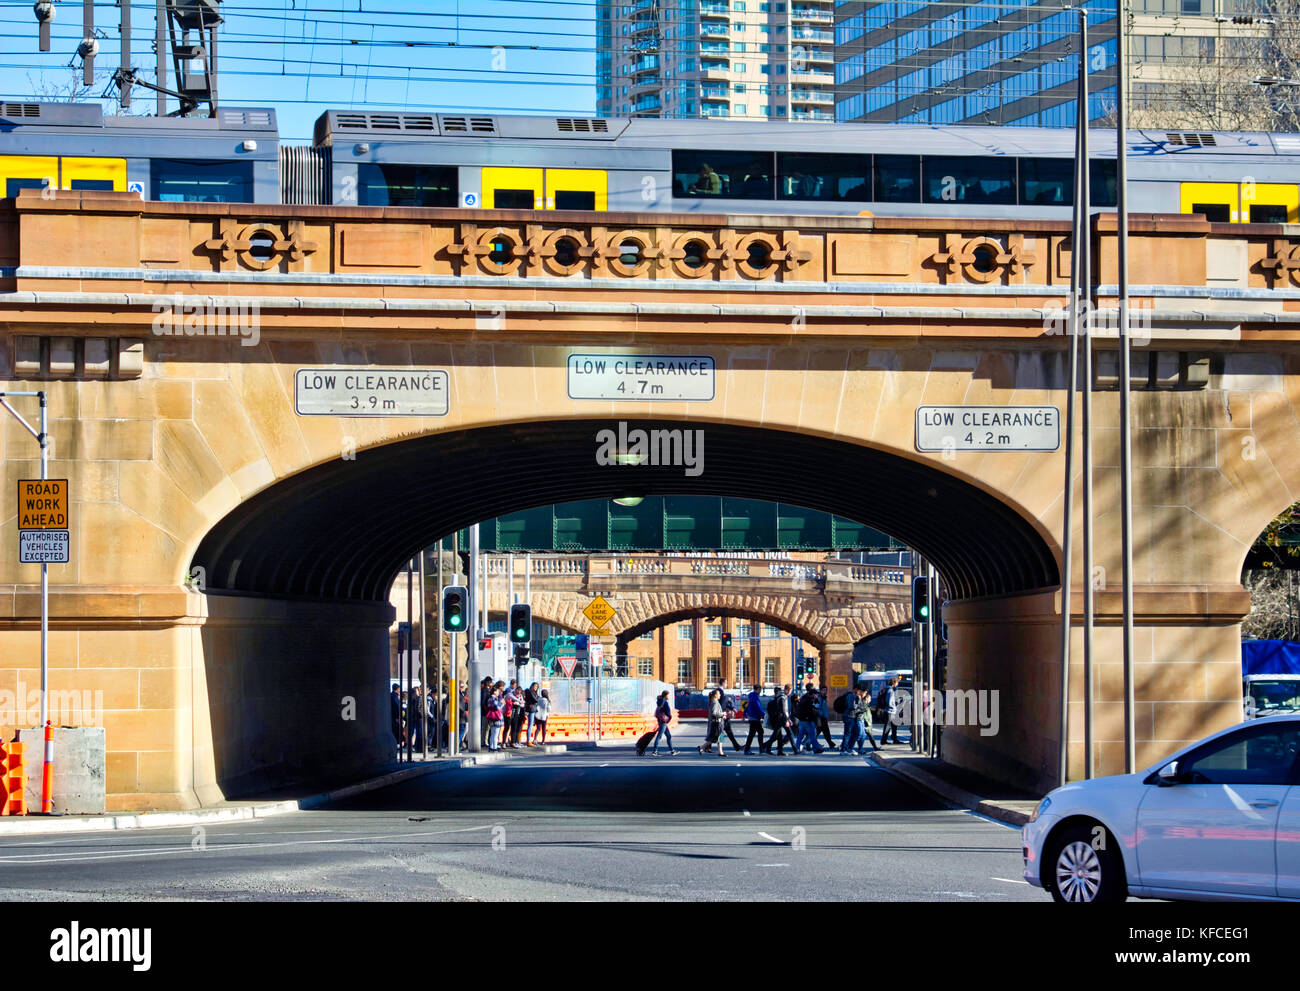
[193,419,1059,603]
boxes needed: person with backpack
[816,684,836,750]
[716,679,744,753]
[742,683,766,754]
[881,677,903,745]
[649,690,677,756]
[500,684,517,748]
[782,683,801,753]
[761,687,794,755]
[484,686,505,751]
[838,687,860,753]
[795,685,826,754]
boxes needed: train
[2,99,1298,225]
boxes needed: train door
[481,167,543,209]
[544,168,607,210]
[1180,181,1238,222]
[59,157,126,191]
[0,155,58,197]
[1241,182,1298,224]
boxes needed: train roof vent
[336,113,370,130]
[556,118,609,133]
[218,108,272,128]
[1,102,41,118]
[1168,132,1217,146]
[440,115,497,134]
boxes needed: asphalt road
[0,739,1039,902]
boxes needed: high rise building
[833,0,1119,127]
[597,0,838,122]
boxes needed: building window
[639,631,654,640]
[638,657,654,676]
[678,623,693,640]
[737,622,753,638]
[765,658,778,682]
[734,103,746,114]
[736,658,749,683]
[765,624,781,638]
[678,658,692,682]
[707,658,721,680]
[707,623,722,640]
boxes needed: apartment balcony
[632,16,659,35]
[631,76,662,94]
[790,7,833,23]
[701,84,730,100]
[632,96,663,115]
[701,0,730,16]
[701,105,731,118]
[790,89,833,104]
[700,21,730,39]
[631,55,659,74]
[793,48,834,64]
[790,28,833,43]
[701,40,731,54]
[791,109,834,121]
[701,61,733,79]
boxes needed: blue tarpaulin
[1241,639,1300,676]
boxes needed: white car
[1022,714,1300,902]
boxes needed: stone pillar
[942,585,1249,795]
[821,625,855,696]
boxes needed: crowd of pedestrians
[480,677,551,752]
[390,681,470,754]
[648,676,905,757]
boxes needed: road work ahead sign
[17,479,70,563]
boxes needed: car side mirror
[1156,760,1180,786]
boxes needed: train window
[495,189,534,210]
[356,164,456,207]
[1019,158,1073,206]
[555,190,596,210]
[1193,202,1231,223]
[70,179,114,191]
[922,155,1016,205]
[1248,204,1287,224]
[1089,160,1118,207]
[775,152,870,201]
[873,155,919,203]
[151,159,253,203]
[5,178,46,197]
[672,150,774,200]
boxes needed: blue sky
[0,0,596,140]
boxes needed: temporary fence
[540,677,675,742]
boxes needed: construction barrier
[0,739,27,816]
[541,713,676,742]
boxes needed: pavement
[0,736,1038,902]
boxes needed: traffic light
[441,585,468,633]
[806,657,816,678]
[721,631,733,648]
[513,643,529,667]
[795,662,805,680]
[509,603,532,644]
[912,576,932,624]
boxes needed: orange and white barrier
[41,721,53,813]
[0,739,27,816]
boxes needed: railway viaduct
[470,551,913,666]
[1,189,1298,808]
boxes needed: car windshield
[1248,680,1300,713]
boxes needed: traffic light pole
[436,538,444,758]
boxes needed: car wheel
[1045,823,1126,904]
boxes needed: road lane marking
[991,876,1029,884]
[0,822,500,867]
[757,831,785,844]
[758,863,790,867]
[742,810,751,817]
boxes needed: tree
[1105,0,1300,132]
